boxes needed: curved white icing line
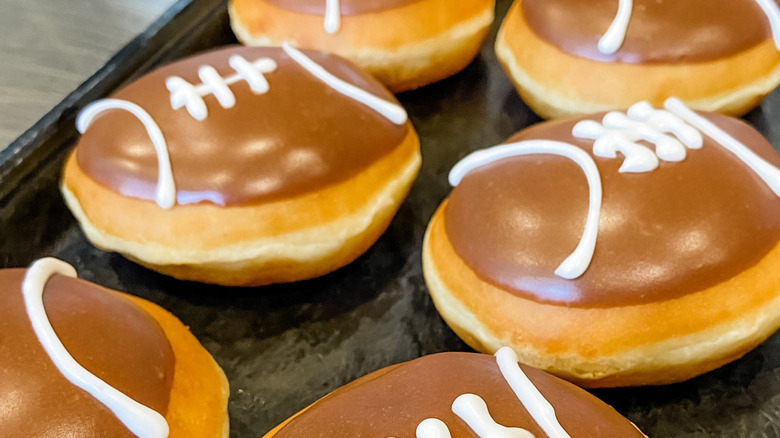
[166,55,278,121]
[22,258,169,438]
[416,418,452,438]
[324,0,341,34]
[496,347,571,438]
[664,97,780,197]
[281,42,408,125]
[573,101,703,172]
[77,99,176,209]
[756,0,780,50]
[449,140,602,280]
[452,394,535,438]
[598,0,633,55]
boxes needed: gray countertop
[0,0,179,149]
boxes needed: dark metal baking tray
[2,0,780,436]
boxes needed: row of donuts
[7,0,780,436]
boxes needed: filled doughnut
[423,99,780,387]
[62,45,421,286]
[0,258,229,437]
[229,0,495,92]
[264,348,646,437]
[495,0,780,118]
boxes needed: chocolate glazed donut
[229,0,495,92]
[423,101,780,387]
[496,0,780,118]
[266,351,646,437]
[0,260,230,437]
[0,268,174,437]
[62,45,421,286]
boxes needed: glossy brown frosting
[76,46,409,206]
[0,269,175,437]
[444,113,780,307]
[274,352,644,437]
[264,0,423,15]
[522,0,777,63]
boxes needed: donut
[1,258,228,437]
[264,348,646,437]
[495,0,780,119]
[61,45,421,286]
[423,98,780,387]
[228,0,495,92]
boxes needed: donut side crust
[61,131,421,286]
[423,202,780,387]
[129,295,230,437]
[229,0,495,92]
[495,0,780,119]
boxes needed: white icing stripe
[324,0,341,34]
[449,140,602,280]
[22,258,169,438]
[598,0,633,55]
[166,55,278,121]
[496,348,571,438]
[598,0,780,54]
[756,0,780,50]
[416,418,452,438]
[77,99,176,209]
[281,42,408,125]
[573,101,703,173]
[452,394,535,438]
[664,97,780,197]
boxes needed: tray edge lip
[0,0,228,202]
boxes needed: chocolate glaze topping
[445,113,780,307]
[522,0,777,63]
[76,46,409,206]
[0,269,175,437]
[274,352,644,437]
[264,0,424,15]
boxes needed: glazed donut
[495,0,780,119]
[62,45,421,286]
[423,99,780,387]
[1,258,228,437]
[228,0,495,92]
[264,348,646,437]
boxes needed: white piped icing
[664,97,780,197]
[449,140,603,280]
[572,101,703,173]
[77,99,176,209]
[598,0,632,55]
[324,0,341,33]
[452,394,535,438]
[281,42,408,125]
[166,55,278,120]
[21,258,169,438]
[397,347,574,437]
[495,348,571,438]
[416,418,452,438]
[598,0,780,54]
[757,0,780,49]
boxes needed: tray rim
[0,0,231,202]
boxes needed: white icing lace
[166,55,278,120]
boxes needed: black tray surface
[2,1,780,437]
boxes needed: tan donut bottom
[61,131,420,286]
[129,294,229,437]
[495,0,780,119]
[422,202,780,388]
[229,0,495,92]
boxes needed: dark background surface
[2,0,780,436]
